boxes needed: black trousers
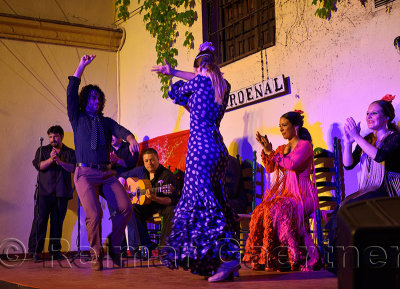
[133,203,175,247]
[28,194,69,254]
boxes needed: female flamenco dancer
[152,42,240,282]
[243,110,320,271]
[326,95,400,273]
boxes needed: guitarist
[119,148,178,256]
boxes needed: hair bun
[199,42,215,52]
[382,94,395,102]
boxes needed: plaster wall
[119,0,400,199]
[0,40,118,251]
[1,0,399,255]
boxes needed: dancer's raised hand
[74,54,96,78]
[80,54,96,67]
[151,59,172,76]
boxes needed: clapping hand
[50,148,61,165]
[151,59,172,76]
[344,117,361,141]
[343,124,355,144]
[256,131,273,154]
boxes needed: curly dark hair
[47,125,64,136]
[281,111,313,144]
[79,84,105,113]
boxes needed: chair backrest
[236,150,264,213]
[314,137,343,207]
[313,137,343,257]
[233,151,264,252]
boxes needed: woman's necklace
[375,130,390,148]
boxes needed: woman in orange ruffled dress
[243,110,319,271]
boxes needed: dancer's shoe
[208,260,240,283]
[103,234,123,268]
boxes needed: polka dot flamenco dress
[162,75,238,276]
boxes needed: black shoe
[91,258,104,271]
[33,253,40,263]
[50,252,64,261]
[140,247,152,261]
[103,235,123,268]
[141,242,157,260]
[129,247,141,259]
[121,251,128,258]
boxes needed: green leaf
[119,0,197,97]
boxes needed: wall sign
[226,75,289,112]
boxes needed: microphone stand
[70,197,89,262]
[33,137,43,262]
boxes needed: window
[202,0,275,66]
[375,0,397,9]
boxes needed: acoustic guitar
[126,177,174,206]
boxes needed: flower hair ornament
[199,41,215,52]
[381,94,395,102]
[294,109,304,114]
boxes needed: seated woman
[243,110,319,271]
[326,95,400,274]
[342,94,400,203]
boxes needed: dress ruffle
[243,142,319,271]
[162,204,238,276]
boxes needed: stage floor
[0,257,338,289]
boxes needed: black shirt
[32,144,76,199]
[112,141,138,178]
[67,76,133,164]
[344,131,400,173]
[120,164,179,206]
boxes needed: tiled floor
[0,257,337,289]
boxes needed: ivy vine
[115,0,197,98]
[312,0,337,19]
[312,0,368,19]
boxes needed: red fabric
[137,130,189,172]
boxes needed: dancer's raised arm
[151,59,195,80]
[73,54,96,78]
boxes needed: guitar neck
[137,186,171,195]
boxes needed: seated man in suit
[119,148,178,256]
[110,135,139,177]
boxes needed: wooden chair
[147,214,163,248]
[313,137,343,259]
[236,150,264,254]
